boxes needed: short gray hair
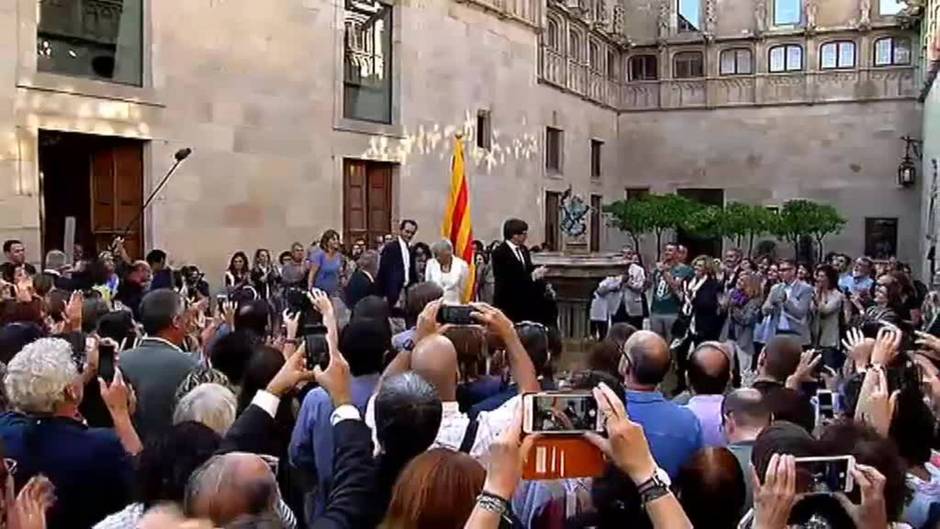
[4,338,78,414]
[173,383,237,435]
[357,249,379,274]
[430,239,453,259]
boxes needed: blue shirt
[625,390,704,479]
[838,274,873,296]
[310,248,343,297]
[289,373,380,523]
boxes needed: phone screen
[437,305,475,326]
[794,457,853,493]
[99,343,116,384]
[525,393,600,434]
[303,330,329,371]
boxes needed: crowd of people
[0,220,938,529]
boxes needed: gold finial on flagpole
[455,132,464,140]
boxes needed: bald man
[184,453,279,526]
[683,342,732,447]
[721,388,771,510]
[621,331,703,480]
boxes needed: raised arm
[471,303,538,393]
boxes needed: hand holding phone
[436,305,476,326]
[98,338,118,384]
[793,456,855,494]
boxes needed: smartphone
[302,324,329,371]
[216,294,227,310]
[522,392,602,435]
[437,305,476,325]
[99,341,117,384]
[793,456,855,494]
[815,389,835,425]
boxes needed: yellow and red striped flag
[442,135,476,302]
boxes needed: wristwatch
[636,467,671,507]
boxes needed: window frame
[873,36,912,66]
[768,44,803,73]
[546,127,564,173]
[607,50,618,80]
[590,139,603,179]
[547,18,561,51]
[773,0,802,26]
[589,40,601,72]
[476,110,492,150]
[673,50,705,79]
[676,0,701,33]
[819,40,857,70]
[342,0,395,124]
[569,29,583,62]
[628,54,659,81]
[878,0,904,16]
[719,48,754,76]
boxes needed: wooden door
[545,191,561,252]
[590,194,601,252]
[343,160,392,248]
[91,143,143,258]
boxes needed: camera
[793,456,855,494]
[523,392,602,434]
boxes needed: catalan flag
[442,135,476,302]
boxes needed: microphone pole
[120,147,192,241]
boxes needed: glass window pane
[821,43,837,69]
[570,32,581,60]
[37,0,143,85]
[344,0,393,123]
[720,50,736,74]
[839,42,856,67]
[879,0,903,15]
[770,47,785,72]
[737,50,753,74]
[774,0,801,25]
[678,0,700,31]
[895,39,911,64]
[787,45,802,70]
[875,38,892,65]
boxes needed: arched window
[628,54,658,81]
[569,30,583,61]
[768,44,803,72]
[820,41,856,69]
[673,51,704,78]
[874,37,911,66]
[607,50,618,80]
[546,18,561,51]
[719,48,753,75]
[589,41,600,71]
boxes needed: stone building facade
[0,0,923,277]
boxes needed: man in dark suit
[492,218,547,322]
[120,289,197,443]
[377,219,418,310]
[344,249,379,310]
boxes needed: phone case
[522,435,606,480]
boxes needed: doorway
[39,131,145,260]
[343,160,393,248]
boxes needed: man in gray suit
[120,289,197,442]
[761,259,813,346]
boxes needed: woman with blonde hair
[728,272,764,375]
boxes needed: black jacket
[691,277,724,341]
[344,269,376,311]
[223,404,376,529]
[376,240,416,309]
[491,242,538,323]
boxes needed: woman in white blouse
[426,238,470,304]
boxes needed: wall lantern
[898,135,922,188]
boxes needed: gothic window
[677,0,701,32]
[629,54,658,81]
[343,0,393,123]
[820,41,856,69]
[570,30,583,62]
[36,0,144,85]
[774,0,801,25]
[769,44,803,72]
[673,51,704,78]
[547,18,561,51]
[874,37,911,66]
[607,50,618,80]
[719,48,753,75]
[589,41,601,71]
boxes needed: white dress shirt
[425,257,470,304]
[506,240,525,263]
[399,237,411,284]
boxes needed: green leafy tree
[681,205,724,241]
[603,199,652,254]
[806,203,846,258]
[644,194,701,259]
[770,199,845,259]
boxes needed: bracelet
[476,491,509,517]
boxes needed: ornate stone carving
[612,3,625,36]
[859,0,872,29]
[804,0,817,32]
[754,0,767,35]
[657,0,671,41]
[704,0,718,36]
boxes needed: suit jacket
[691,277,724,341]
[761,280,814,345]
[120,338,198,443]
[222,405,375,529]
[492,241,537,322]
[344,269,376,311]
[376,239,415,308]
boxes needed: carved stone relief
[859,0,872,29]
[657,0,671,41]
[704,0,717,37]
[754,0,767,34]
[804,0,817,32]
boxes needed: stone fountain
[531,187,626,368]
